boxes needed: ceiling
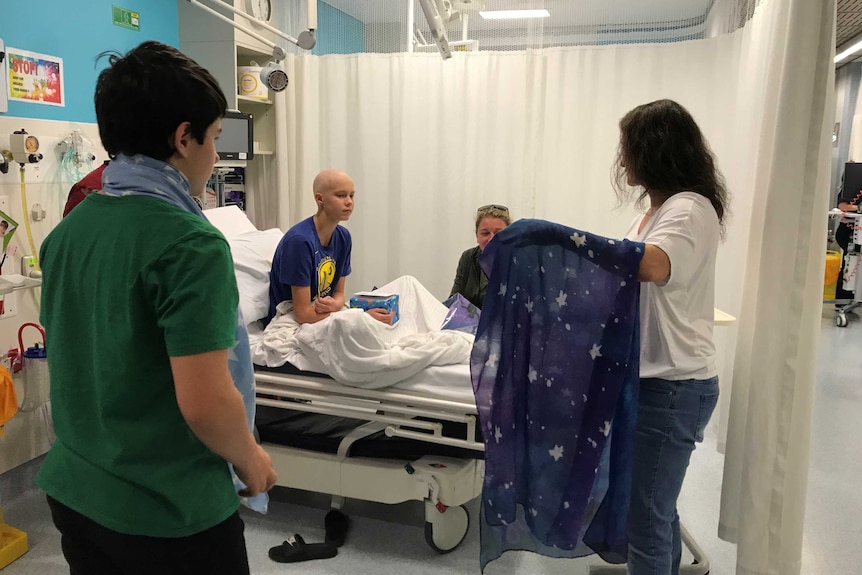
[320,1,857,53]
[839,0,862,49]
[322,0,713,27]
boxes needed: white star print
[600,421,611,437]
[565,323,571,331]
[583,394,588,403]
[549,445,564,461]
[486,353,499,368]
[228,346,239,362]
[571,233,587,247]
[555,291,568,307]
[528,366,538,382]
[525,298,534,313]
[635,246,642,253]
[498,283,507,296]
[620,280,627,287]
[588,249,595,258]
[563,501,570,509]
[587,438,597,448]
[546,379,552,388]
[531,508,538,517]
[589,344,602,360]
[495,426,503,443]
[608,239,616,245]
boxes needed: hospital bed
[206,207,483,552]
[252,362,483,552]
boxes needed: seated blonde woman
[449,204,512,309]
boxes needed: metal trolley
[829,210,862,327]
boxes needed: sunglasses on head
[477,204,509,214]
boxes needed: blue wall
[0,0,178,123]
[313,1,364,55]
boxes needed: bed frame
[254,369,484,553]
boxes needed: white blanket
[251,276,474,388]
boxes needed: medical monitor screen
[216,111,254,161]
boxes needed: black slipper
[268,534,337,563]
[324,509,350,547]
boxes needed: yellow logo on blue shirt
[317,256,336,298]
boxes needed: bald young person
[267,170,392,325]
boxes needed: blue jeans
[627,377,719,575]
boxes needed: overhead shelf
[238,94,273,106]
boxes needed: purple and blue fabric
[471,218,643,570]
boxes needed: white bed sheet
[249,324,475,405]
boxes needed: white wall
[0,117,108,474]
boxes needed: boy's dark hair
[613,99,730,236]
[95,41,227,161]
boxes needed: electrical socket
[0,292,17,319]
[22,255,38,277]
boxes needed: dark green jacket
[450,246,487,308]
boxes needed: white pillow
[205,206,258,240]
[228,228,284,323]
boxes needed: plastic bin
[824,250,842,301]
[0,516,28,569]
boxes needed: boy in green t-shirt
[37,41,276,574]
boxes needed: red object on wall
[63,162,107,217]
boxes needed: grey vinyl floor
[1,314,859,574]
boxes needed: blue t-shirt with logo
[268,216,352,322]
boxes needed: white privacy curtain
[271,0,834,571]
[280,51,539,297]
[718,2,835,575]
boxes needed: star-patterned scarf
[471,218,643,569]
[102,154,267,513]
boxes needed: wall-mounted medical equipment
[203,167,247,211]
[0,39,8,114]
[184,0,317,91]
[216,110,254,162]
[418,0,462,59]
[56,129,96,183]
[9,130,42,165]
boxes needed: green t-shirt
[37,194,241,537]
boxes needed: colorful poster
[0,209,18,254]
[6,47,64,107]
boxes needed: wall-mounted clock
[247,0,272,23]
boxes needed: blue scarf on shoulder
[102,154,267,514]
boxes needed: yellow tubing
[19,165,40,271]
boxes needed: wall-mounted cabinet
[177,0,287,228]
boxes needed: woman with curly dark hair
[617,99,729,575]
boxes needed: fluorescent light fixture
[479,9,550,20]
[836,40,862,64]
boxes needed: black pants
[47,495,250,575]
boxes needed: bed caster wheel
[424,503,469,553]
[836,313,848,327]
